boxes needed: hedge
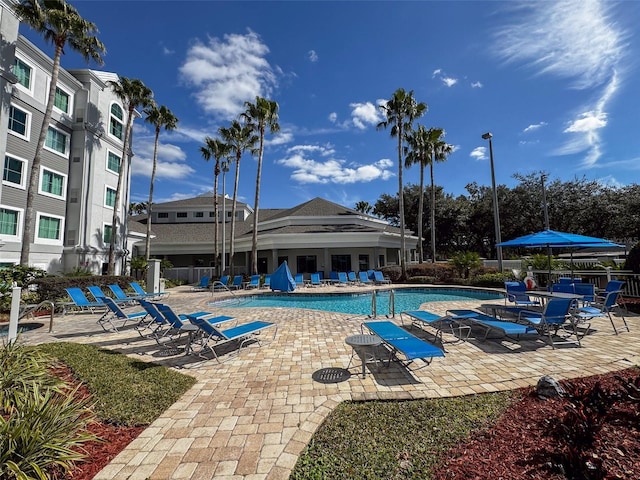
[30,275,136,304]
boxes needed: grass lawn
[290,391,514,480]
[34,342,197,426]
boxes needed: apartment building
[0,0,133,273]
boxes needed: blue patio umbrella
[498,229,623,281]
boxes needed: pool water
[0,322,43,337]
[212,288,502,316]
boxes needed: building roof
[267,197,363,220]
[152,193,250,210]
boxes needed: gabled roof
[267,197,364,220]
[153,193,249,210]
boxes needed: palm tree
[240,97,280,275]
[106,77,154,275]
[426,128,453,263]
[143,104,178,261]
[218,121,257,275]
[12,0,105,265]
[200,137,231,275]
[355,201,373,215]
[377,88,427,278]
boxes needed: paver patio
[19,285,640,480]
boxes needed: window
[194,211,204,218]
[297,255,317,274]
[209,211,216,218]
[8,106,29,138]
[0,207,20,238]
[54,87,70,113]
[39,168,66,199]
[358,254,370,272]
[45,126,68,155]
[177,212,187,218]
[107,151,121,174]
[157,212,169,219]
[36,214,62,242]
[13,58,31,90]
[109,103,123,140]
[3,155,26,188]
[331,255,351,272]
[103,224,113,244]
[105,187,116,208]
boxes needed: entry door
[258,257,268,274]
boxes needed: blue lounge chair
[86,285,110,305]
[108,284,143,303]
[155,303,235,342]
[97,296,148,332]
[188,315,277,362]
[373,271,391,284]
[400,310,474,346]
[229,275,244,290]
[261,274,271,289]
[504,281,540,307]
[575,290,628,335]
[245,275,260,290]
[309,273,321,287]
[596,280,625,302]
[446,309,538,343]
[348,272,358,285]
[517,297,580,347]
[130,282,167,299]
[64,287,105,313]
[551,283,575,294]
[211,275,230,291]
[192,275,211,291]
[361,320,444,370]
[136,299,171,339]
[295,273,305,288]
[573,283,596,305]
[359,271,373,285]
[336,272,349,286]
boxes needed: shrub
[30,275,136,305]
[471,272,516,288]
[449,251,482,279]
[624,242,640,274]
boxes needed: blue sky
[19,1,640,210]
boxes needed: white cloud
[432,68,442,77]
[441,76,458,87]
[162,45,174,55]
[308,49,318,62]
[131,141,195,180]
[276,145,394,184]
[349,102,382,130]
[471,81,483,88]
[596,175,623,188]
[470,146,487,161]
[564,112,607,133]
[328,112,337,123]
[266,129,294,147]
[523,122,547,133]
[179,30,276,119]
[432,68,458,87]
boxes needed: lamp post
[541,173,550,230]
[482,132,503,272]
[221,161,229,275]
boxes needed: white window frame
[106,149,121,174]
[104,185,117,209]
[0,204,24,242]
[52,84,73,116]
[35,212,64,246]
[108,102,124,142]
[13,56,34,96]
[3,153,27,190]
[8,104,31,141]
[38,166,67,200]
[43,125,70,158]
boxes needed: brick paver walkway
[20,285,640,480]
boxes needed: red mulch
[431,367,640,480]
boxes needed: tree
[355,201,373,215]
[128,202,148,215]
[12,0,105,265]
[200,137,231,275]
[143,104,178,261]
[218,120,257,275]
[240,97,280,275]
[404,125,430,263]
[426,128,453,262]
[377,88,427,278]
[106,77,154,275]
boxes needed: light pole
[541,173,550,230]
[221,161,229,275]
[482,132,503,272]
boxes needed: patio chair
[361,320,444,370]
[446,309,539,343]
[64,287,106,313]
[97,296,148,332]
[347,272,358,285]
[261,274,271,289]
[130,282,168,299]
[229,275,244,290]
[191,275,211,291]
[155,303,235,342]
[400,310,473,347]
[517,297,581,348]
[596,280,625,302]
[309,273,321,287]
[504,281,541,307]
[108,284,143,303]
[136,299,171,339]
[86,285,110,305]
[551,283,575,294]
[573,283,596,306]
[359,271,373,286]
[335,272,349,286]
[295,273,305,288]
[373,271,391,284]
[188,315,277,362]
[245,275,260,290]
[575,290,628,335]
[211,275,230,291]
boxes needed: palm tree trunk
[229,154,241,276]
[417,164,425,264]
[109,107,133,274]
[20,44,63,265]
[213,165,219,275]
[430,159,436,263]
[251,129,265,275]
[145,127,160,261]
[397,125,406,278]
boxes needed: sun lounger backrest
[130,282,147,295]
[541,298,574,325]
[138,299,165,324]
[156,303,186,328]
[100,297,127,319]
[65,287,99,307]
[87,286,109,303]
[359,272,370,283]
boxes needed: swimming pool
[0,322,43,337]
[211,288,502,316]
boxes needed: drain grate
[312,367,351,384]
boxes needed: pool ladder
[370,289,395,318]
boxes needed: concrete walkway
[20,285,640,480]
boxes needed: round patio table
[345,334,382,378]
